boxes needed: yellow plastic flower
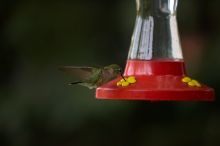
[127,76,136,83]
[117,76,137,87]
[190,79,201,87]
[182,76,201,87]
[121,81,130,87]
[182,77,191,83]
[117,81,122,86]
[188,81,196,87]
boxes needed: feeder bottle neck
[128,0,183,60]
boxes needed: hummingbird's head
[104,64,122,74]
[104,64,126,81]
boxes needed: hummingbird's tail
[68,81,83,85]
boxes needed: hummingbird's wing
[59,66,100,81]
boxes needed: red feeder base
[96,60,215,101]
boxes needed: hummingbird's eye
[115,68,122,72]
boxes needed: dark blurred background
[0,0,220,146]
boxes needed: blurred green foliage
[0,0,220,146]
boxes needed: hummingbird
[59,64,125,89]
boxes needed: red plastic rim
[96,60,215,101]
[124,59,186,76]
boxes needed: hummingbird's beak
[118,69,126,81]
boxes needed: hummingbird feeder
[96,0,215,101]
